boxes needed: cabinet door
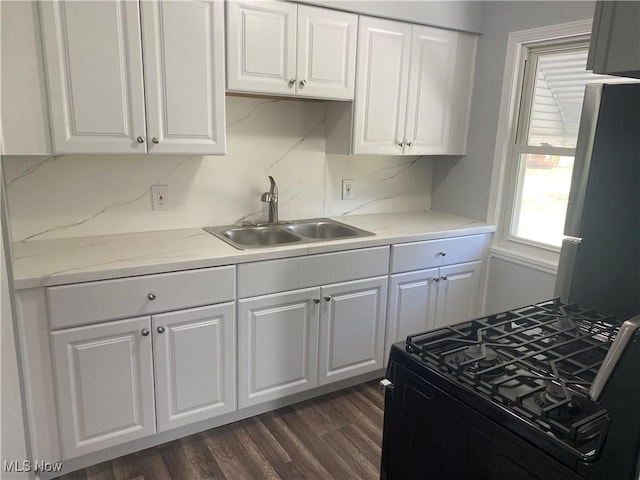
[352,17,412,154]
[226,0,297,95]
[152,303,235,433]
[141,0,225,154]
[238,288,319,408]
[434,261,482,329]
[51,316,155,458]
[40,1,147,154]
[318,276,387,385]
[296,5,357,100]
[404,25,458,155]
[386,269,439,364]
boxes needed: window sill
[489,245,559,275]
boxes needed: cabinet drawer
[391,235,486,273]
[238,246,390,298]
[48,266,235,329]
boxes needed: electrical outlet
[342,179,355,200]
[151,185,169,210]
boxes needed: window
[496,30,630,265]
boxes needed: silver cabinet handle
[440,276,448,281]
[399,141,404,147]
[141,329,150,337]
[407,141,413,147]
[433,277,440,282]
[152,137,159,144]
[324,296,332,302]
[157,326,165,334]
[137,136,145,144]
[299,79,307,88]
[438,251,447,257]
[147,293,156,301]
[288,78,296,87]
[313,298,320,304]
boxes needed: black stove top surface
[403,298,619,459]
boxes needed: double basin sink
[204,218,374,250]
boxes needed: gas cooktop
[404,298,619,458]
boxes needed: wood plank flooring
[59,380,384,480]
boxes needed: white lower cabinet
[386,261,481,363]
[238,288,320,408]
[51,302,235,459]
[152,303,236,432]
[318,277,387,386]
[51,316,157,458]
[238,276,388,408]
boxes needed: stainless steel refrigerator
[555,83,640,321]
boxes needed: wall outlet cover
[342,179,355,200]
[151,185,169,211]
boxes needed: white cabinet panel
[40,1,147,153]
[153,303,235,432]
[386,268,439,363]
[318,276,387,385]
[238,288,319,408]
[329,16,476,156]
[353,17,412,154]
[434,261,482,329]
[226,1,297,95]
[405,26,457,155]
[226,1,356,99]
[51,316,155,458]
[296,5,357,100]
[141,0,225,154]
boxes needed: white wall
[430,1,595,222]
[3,97,433,242]
[484,256,556,315]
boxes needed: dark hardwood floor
[59,380,384,480]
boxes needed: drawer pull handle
[313,298,320,304]
[157,326,165,334]
[324,296,332,302]
[441,276,448,281]
[147,293,156,301]
[433,277,440,282]
[141,329,150,337]
[438,251,447,257]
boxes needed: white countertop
[10,211,495,289]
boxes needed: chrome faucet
[260,175,278,224]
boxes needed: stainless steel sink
[204,218,374,250]
[285,220,362,239]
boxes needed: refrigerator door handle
[554,237,582,302]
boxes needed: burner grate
[405,298,617,454]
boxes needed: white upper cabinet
[226,1,357,100]
[140,1,226,154]
[40,0,225,154]
[295,5,357,100]
[405,26,458,154]
[40,1,147,154]
[352,17,412,155]
[327,16,477,156]
[587,1,640,79]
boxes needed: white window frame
[487,20,593,273]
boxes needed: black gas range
[380,298,640,480]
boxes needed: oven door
[381,361,584,480]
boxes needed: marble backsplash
[3,96,432,242]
